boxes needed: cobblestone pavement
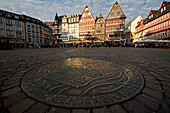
[0,47,170,113]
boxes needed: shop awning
[94,40,104,43]
[134,40,170,43]
[73,41,81,44]
[64,42,73,44]
[73,40,92,44]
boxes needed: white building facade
[61,15,69,42]
[68,14,81,42]
[123,15,143,44]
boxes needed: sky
[0,0,165,25]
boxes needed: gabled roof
[60,15,67,18]
[144,9,158,23]
[125,15,143,27]
[147,10,159,18]
[157,1,170,17]
[95,13,105,23]
[136,1,170,28]
[59,15,67,19]
[106,1,126,20]
[145,1,169,24]
[98,13,103,18]
[152,10,159,14]
[159,1,170,10]
[79,6,95,22]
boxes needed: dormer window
[6,14,11,17]
[0,12,2,15]
[164,6,166,11]
[15,15,19,19]
[149,14,153,19]
[161,6,166,12]
[27,18,30,21]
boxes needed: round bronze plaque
[21,58,144,108]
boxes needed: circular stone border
[21,58,144,108]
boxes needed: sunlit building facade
[95,13,105,41]
[68,14,81,42]
[79,6,95,40]
[61,15,69,42]
[135,1,170,41]
[123,15,143,44]
[105,1,126,41]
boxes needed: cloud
[0,0,163,25]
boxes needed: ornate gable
[148,10,158,17]
[79,6,95,22]
[98,13,103,18]
[106,1,126,20]
[157,1,170,17]
[160,1,169,9]
[96,13,105,23]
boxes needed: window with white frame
[149,14,153,19]
[164,6,166,11]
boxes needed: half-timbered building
[95,13,105,41]
[106,1,126,41]
[79,6,95,40]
